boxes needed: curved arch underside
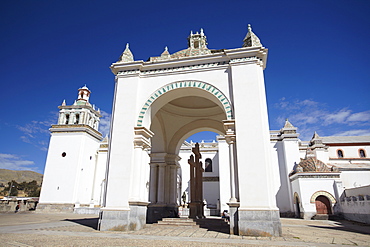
[137,80,232,128]
[145,82,228,154]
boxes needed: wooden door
[315,196,332,214]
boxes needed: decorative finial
[118,42,134,62]
[62,99,66,106]
[200,28,204,36]
[165,46,168,52]
[243,23,263,47]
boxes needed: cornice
[50,124,102,140]
[58,105,102,118]
[110,46,268,76]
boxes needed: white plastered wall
[40,132,100,205]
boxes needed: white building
[38,26,370,235]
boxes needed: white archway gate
[99,28,282,236]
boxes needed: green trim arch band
[136,80,233,127]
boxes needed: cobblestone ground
[0,212,369,246]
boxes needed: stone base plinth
[189,202,204,219]
[36,203,74,213]
[227,202,240,235]
[238,209,282,237]
[99,202,148,231]
[146,204,178,223]
[74,207,100,215]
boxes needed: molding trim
[136,80,232,126]
[310,191,336,204]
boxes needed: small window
[74,114,80,124]
[337,150,344,158]
[359,149,366,158]
[62,152,66,157]
[205,158,212,172]
[65,114,69,124]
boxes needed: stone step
[312,214,329,220]
[162,218,195,222]
[157,218,198,226]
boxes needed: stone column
[224,120,239,235]
[148,163,158,203]
[227,202,240,235]
[69,112,75,125]
[131,127,153,202]
[157,164,166,204]
[224,120,237,203]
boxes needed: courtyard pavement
[0,212,369,246]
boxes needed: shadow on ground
[307,219,370,235]
[196,218,230,234]
[64,217,99,230]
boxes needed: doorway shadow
[64,217,99,230]
[196,218,230,234]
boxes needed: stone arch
[310,191,336,204]
[136,80,232,127]
[168,119,224,154]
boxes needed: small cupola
[77,85,91,103]
[188,28,208,50]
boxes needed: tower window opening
[359,149,366,158]
[65,114,70,124]
[194,41,199,48]
[62,152,66,157]
[337,150,344,158]
[75,114,79,124]
[205,158,212,172]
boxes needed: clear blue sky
[1,0,369,174]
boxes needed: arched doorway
[145,86,228,223]
[294,193,301,218]
[315,195,332,215]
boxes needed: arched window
[359,149,366,158]
[74,114,79,124]
[65,114,70,124]
[205,158,212,172]
[337,149,344,158]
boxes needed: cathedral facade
[38,27,370,236]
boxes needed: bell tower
[38,86,103,213]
